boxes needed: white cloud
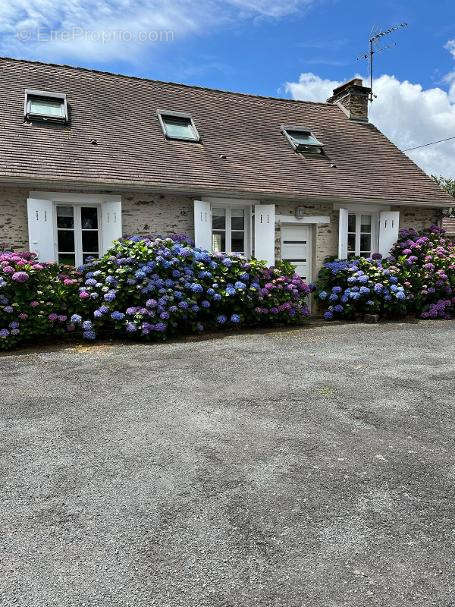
[285,72,455,179]
[445,39,455,58]
[227,0,316,17]
[285,71,341,101]
[0,0,320,63]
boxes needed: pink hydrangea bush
[389,225,455,318]
[0,251,81,349]
[254,263,311,322]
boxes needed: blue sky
[2,0,455,177]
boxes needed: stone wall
[0,187,30,250]
[0,186,444,276]
[121,192,194,237]
[396,205,441,231]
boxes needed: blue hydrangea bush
[70,235,311,341]
[315,224,454,321]
[315,256,408,320]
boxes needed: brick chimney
[327,78,371,122]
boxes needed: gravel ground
[1,320,455,607]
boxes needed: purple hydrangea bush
[71,235,311,342]
[0,251,81,349]
[315,224,454,321]
[388,225,455,318]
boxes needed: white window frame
[211,205,252,256]
[29,192,122,263]
[337,204,390,259]
[54,203,101,266]
[347,212,378,258]
[203,198,256,257]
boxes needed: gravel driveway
[1,320,454,607]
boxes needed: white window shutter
[27,198,55,262]
[378,211,400,257]
[194,200,212,251]
[254,204,275,266]
[338,208,348,259]
[101,199,122,254]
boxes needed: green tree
[431,175,455,198]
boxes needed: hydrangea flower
[111,311,125,321]
[12,271,29,282]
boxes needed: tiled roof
[0,57,452,207]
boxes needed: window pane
[58,230,74,252]
[163,116,196,140]
[57,206,74,229]
[348,214,356,233]
[81,207,98,229]
[231,231,245,253]
[212,232,225,253]
[29,97,64,118]
[231,208,245,230]
[212,208,226,230]
[361,215,372,233]
[288,130,320,146]
[82,231,99,253]
[360,234,371,252]
[58,254,75,266]
[348,233,356,252]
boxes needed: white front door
[281,224,312,282]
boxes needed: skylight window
[157,110,200,142]
[24,89,68,123]
[282,125,323,154]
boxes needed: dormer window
[25,89,68,123]
[282,125,323,154]
[157,110,200,142]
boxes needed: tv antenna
[357,22,408,101]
